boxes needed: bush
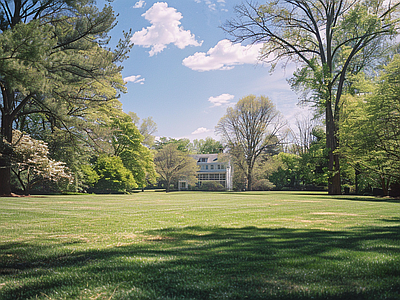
[200,181,225,191]
[252,179,275,191]
[93,155,137,193]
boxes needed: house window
[199,174,209,180]
[210,165,214,170]
[199,158,207,162]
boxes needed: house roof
[191,154,219,163]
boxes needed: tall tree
[154,143,198,192]
[216,95,283,191]
[0,1,130,195]
[129,112,158,148]
[111,113,156,190]
[340,56,400,194]
[192,137,223,154]
[223,0,400,194]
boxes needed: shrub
[252,179,275,191]
[200,181,225,191]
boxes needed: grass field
[1,191,400,299]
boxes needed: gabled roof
[191,154,219,163]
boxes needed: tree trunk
[0,114,13,196]
[381,176,390,196]
[328,152,341,195]
[0,161,12,195]
[355,168,361,195]
[247,164,253,191]
[326,103,341,195]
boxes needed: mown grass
[1,191,400,299]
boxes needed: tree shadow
[2,224,400,299]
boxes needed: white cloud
[131,2,203,56]
[124,75,145,84]
[191,127,211,135]
[133,0,146,8]
[182,39,264,71]
[208,93,235,107]
[195,0,226,11]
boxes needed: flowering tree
[11,130,73,195]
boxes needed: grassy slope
[1,191,400,299]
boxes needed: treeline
[5,84,400,195]
[1,0,400,196]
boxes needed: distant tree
[269,153,302,190]
[223,0,400,194]
[129,112,158,148]
[289,115,319,156]
[216,95,284,191]
[155,137,192,152]
[192,137,223,154]
[154,144,198,192]
[93,155,137,193]
[111,113,156,190]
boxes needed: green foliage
[128,112,158,148]
[269,153,302,190]
[154,143,198,192]
[224,0,400,194]
[93,155,137,193]
[80,164,100,187]
[199,181,225,191]
[216,95,283,190]
[266,125,328,190]
[111,113,157,189]
[155,137,192,152]
[192,137,223,154]
[340,55,400,194]
[252,178,275,191]
[0,0,131,195]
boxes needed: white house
[179,154,232,190]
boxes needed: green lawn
[1,191,400,299]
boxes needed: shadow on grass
[2,225,400,299]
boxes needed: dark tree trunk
[326,103,341,195]
[0,112,13,195]
[247,160,253,191]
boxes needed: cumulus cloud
[192,127,211,135]
[131,2,203,56]
[124,75,145,84]
[133,0,146,8]
[208,93,235,107]
[182,39,263,71]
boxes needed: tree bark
[326,102,341,195]
[0,113,13,196]
[247,171,252,191]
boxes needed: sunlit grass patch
[1,191,400,299]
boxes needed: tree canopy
[0,0,131,195]
[216,95,283,191]
[223,0,400,194]
[154,143,198,192]
[340,56,400,194]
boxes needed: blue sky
[98,0,308,140]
